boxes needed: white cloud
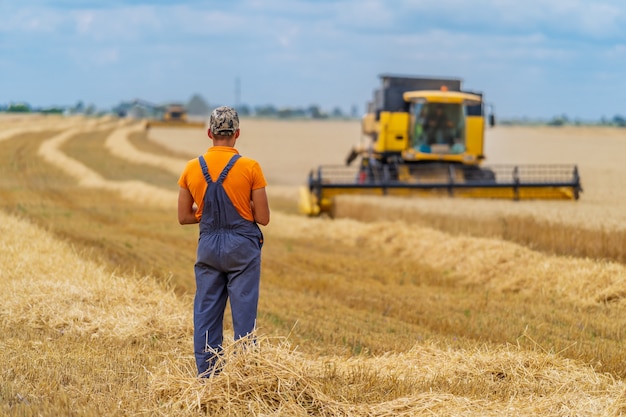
[604,44,626,59]
[66,46,119,68]
[0,7,64,32]
[0,4,163,40]
[276,26,300,48]
[74,11,94,34]
[69,6,162,40]
[575,2,623,38]
[400,0,625,39]
[334,0,395,29]
[92,47,119,65]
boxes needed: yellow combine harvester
[145,104,205,129]
[300,74,582,216]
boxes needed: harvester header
[300,74,582,216]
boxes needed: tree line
[2,98,625,127]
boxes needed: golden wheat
[37,119,178,209]
[2,210,624,416]
[2,117,626,416]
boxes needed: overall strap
[198,156,212,184]
[216,154,241,184]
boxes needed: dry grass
[0,124,195,291]
[147,118,362,185]
[266,213,626,308]
[332,195,626,263]
[150,336,625,416]
[2,116,626,416]
[148,123,626,222]
[149,122,626,258]
[0,114,78,143]
[2,210,624,416]
[37,120,177,207]
[0,210,188,416]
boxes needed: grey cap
[209,106,239,135]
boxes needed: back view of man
[177,106,270,377]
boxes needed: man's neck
[212,139,236,147]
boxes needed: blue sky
[1,0,625,119]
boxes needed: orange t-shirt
[178,146,267,222]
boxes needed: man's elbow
[178,214,196,225]
[255,213,270,226]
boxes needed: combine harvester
[300,74,582,216]
[145,104,205,129]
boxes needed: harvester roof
[403,90,482,105]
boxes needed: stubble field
[1,114,626,416]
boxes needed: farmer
[423,105,454,145]
[177,106,270,377]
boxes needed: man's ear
[234,129,240,139]
[208,129,213,139]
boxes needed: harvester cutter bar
[309,164,582,200]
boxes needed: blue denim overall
[194,154,263,376]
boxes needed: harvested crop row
[1,209,624,416]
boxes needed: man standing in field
[177,106,270,377]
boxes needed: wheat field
[1,114,625,416]
[149,120,626,230]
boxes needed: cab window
[410,102,466,154]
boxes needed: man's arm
[251,187,270,226]
[178,187,199,225]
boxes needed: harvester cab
[300,74,582,217]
